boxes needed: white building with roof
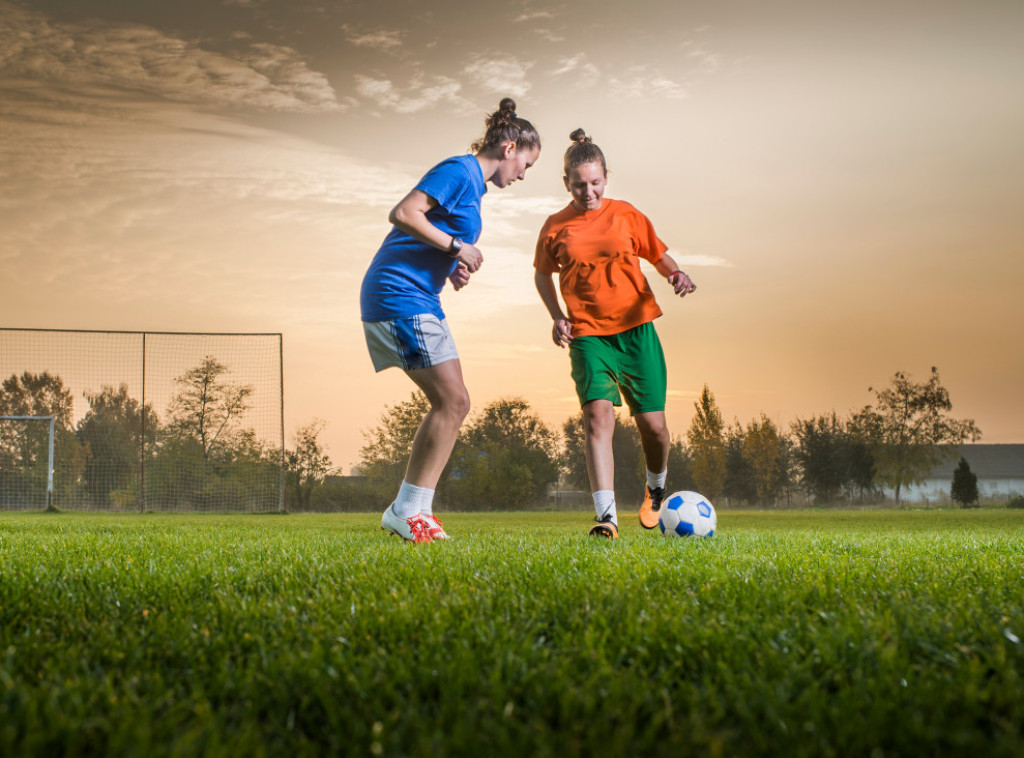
[892,444,1024,504]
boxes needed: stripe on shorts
[363,314,458,373]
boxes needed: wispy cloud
[354,73,470,114]
[463,55,533,98]
[341,24,404,52]
[607,66,689,100]
[681,40,724,73]
[0,86,412,325]
[673,253,734,267]
[533,29,566,43]
[0,0,343,113]
[514,10,557,23]
[549,54,600,87]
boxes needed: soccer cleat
[380,504,433,544]
[589,515,619,539]
[639,485,666,530]
[423,514,449,540]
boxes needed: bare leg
[402,359,471,489]
[583,399,616,493]
[634,410,670,475]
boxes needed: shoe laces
[649,486,666,510]
[407,515,433,543]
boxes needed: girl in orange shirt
[534,129,697,537]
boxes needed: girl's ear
[503,141,517,159]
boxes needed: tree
[166,356,254,463]
[792,412,851,504]
[0,371,85,507]
[286,419,334,510]
[359,392,431,501]
[852,367,981,504]
[742,414,787,507]
[722,421,756,506]
[76,384,158,508]
[687,385,726,500]
[448,398,559,510]
[951,457,979,508]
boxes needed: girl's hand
[668,270,696,296]
[449,263,471,291]
[456,244,483,273]
[552,318,573,347]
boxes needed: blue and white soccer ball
[659,491,717,538]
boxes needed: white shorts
[363,314,459,372]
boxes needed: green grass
[1,510,1023,757]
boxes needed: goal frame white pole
[0,415,55,510]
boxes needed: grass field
[1,509,1023,757]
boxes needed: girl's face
[492,143,540,188]
[564,161,606,212]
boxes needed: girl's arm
[653,252,697,297]
[389,189,483,272]
[533,270,573,347]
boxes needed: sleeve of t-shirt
[630,206,669,264]
[415,158,470,212]
[533,218,559,274]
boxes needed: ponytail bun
[470,97,540,153]
[569,128,590,144]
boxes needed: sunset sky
[2,0,1023,473]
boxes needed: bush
[1006,494,1024,510]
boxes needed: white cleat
[422,514,449,540]
[380,505,433,544]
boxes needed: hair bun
[569,127,590,144]
[499,97,517,117]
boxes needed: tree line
[0,357,280,510]
[298,366,981,512]
[1,363,982,511]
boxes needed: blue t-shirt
[360,155,486,322]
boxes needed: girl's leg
[583,399,616,492]
[635,410,670,529]
[381,359,468,542]
[403,358,471,489]
[634,410,670,476]
[583,399,618,534]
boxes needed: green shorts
[568,321,667,414]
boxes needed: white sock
[593,490,616,523]
[418,487,436,517]
[647,469,667,491]
[392,480,430,518]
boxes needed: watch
[447,237,464,258]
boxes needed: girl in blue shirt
[361,97,541,543]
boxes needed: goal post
[0,329,285,512]
[0,415,55,511]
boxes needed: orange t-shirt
[534,199,669,337]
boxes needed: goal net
[0,329,284,512]
[0,416,55,511]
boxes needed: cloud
[681,40,724,73]
[607,67,689,100]
[672,253,734,267]
[354,73,470,114]
[514,10,557,23]
[0,86,414,327]
[550,54,600,88]
[533,29,566,43]
[463,55,532,98]
[341,25,404,52]
[0,0,343,113]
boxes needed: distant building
[892,444,1024,503]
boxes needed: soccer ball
[659,491,717,538]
